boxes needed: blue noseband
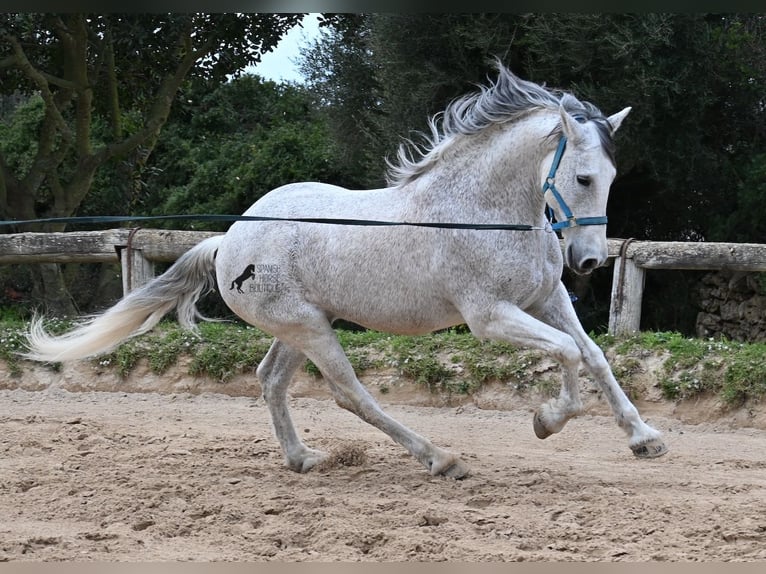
[542,137,609,231]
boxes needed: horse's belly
[298,233,464,334]
[316,281,463,335]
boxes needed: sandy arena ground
[1,361,766,562]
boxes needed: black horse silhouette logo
[230,264,256,293]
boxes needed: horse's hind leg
[257,339,329,472]
[282,317,470,479]
[532,284,668,458]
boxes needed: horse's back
[243,181,400,219]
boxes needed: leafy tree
[520,13,766,242]
[368,14,521,156]
[0,13,303,314]
[299,14,384,188]
[0,13,303,226]
[714,153,766,243]
[300,14,529,186]
[142,75,350,230]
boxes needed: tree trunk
[31,263,77,317]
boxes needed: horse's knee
[258,368,291,405]
[260,380,280,405]
[579,342,612,376]
[257,341,306,399]
[556,336,582,369]
[255,352,275,382]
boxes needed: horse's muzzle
[566,243,607,275]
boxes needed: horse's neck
[404,118,552,224]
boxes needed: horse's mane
[386,60,616,187]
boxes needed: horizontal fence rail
[0,229,221,299]
[2,230,765,336]
[0,229,221,264]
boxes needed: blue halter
[542,137,609,231]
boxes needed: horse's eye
[576,175,591,187]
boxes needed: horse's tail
[23,235,225,362]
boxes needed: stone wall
[695,271,766,342]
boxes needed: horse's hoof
[631,439,668,459]
[430,454,470,479]
[533,411,553,439]
[286,448,329,473]
[441,459,471,480]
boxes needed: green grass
[187,322,273,382]
[103,320,275,382]
[720,343,766,404]
[0,324,26,377]
[594,330,766,405]
[2,314,765,406]
[0,316,74,377]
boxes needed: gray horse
[24,63,668,478]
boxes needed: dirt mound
[3,353,765,432]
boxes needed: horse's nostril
[566,246,602,274]
[581,258,599,271]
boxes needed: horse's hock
[695,270,766,342]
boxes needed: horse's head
[540,106,631,275]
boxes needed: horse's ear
[607,107,632,135]
[559,106,588,144]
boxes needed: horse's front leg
[466,301,586,439]
[530,283,668,458]
[532,366,583,439]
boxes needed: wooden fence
[2,229,766,336]
[0,229,220,297]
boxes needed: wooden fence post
[609,255,645,336]
[117,229,155,295]
[119,247,154,295]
